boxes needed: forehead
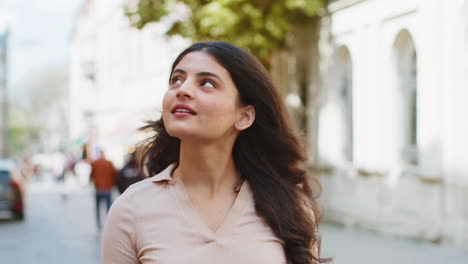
[173,51,229,76]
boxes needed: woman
[102,42,328,264]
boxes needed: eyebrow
[171,69,224,84]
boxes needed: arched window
[393,30,418,164]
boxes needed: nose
[176,79,195,99]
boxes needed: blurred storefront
[69,0,188,167]
[315,0,468,249]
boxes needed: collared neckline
[150,163,177,183]
[173,172,250,237]
[149,163,251,236]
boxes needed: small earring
[237,123,242,128]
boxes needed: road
[0,176,101,264]
[0,176,466,264]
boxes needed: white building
[0,22,9,157]
[69,0,188,166]
[316,0,468,248]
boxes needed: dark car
[0,159,25,220]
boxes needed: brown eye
[171,76,183,85]
[201,80,215,88]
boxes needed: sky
[0,0,84,105]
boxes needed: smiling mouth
[171,105,197,115]
[174,109,192,114]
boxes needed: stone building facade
[316,0,468,248]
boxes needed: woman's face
[162,51,242,141]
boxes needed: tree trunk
[270,18,324,165]
[290,18,322,164]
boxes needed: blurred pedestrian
[19,155,34,182]
[60,152,76,182]
[90,150,116,229]
[60,152,78,200]
[115,151,143,194]
[102,42,328,264]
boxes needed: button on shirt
[102,164,287,264]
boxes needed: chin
[165,125,193,139]
[166,127,218,142]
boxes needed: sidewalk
[4,175,467,264]
[320,223,468,264]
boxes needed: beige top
[102,164,287,264]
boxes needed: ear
[235,105,255,131]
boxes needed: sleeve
[102,192,139,264]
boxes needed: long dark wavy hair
[141,41,329,264]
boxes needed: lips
[171,104,197,115]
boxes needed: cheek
[204,101,220,112]
[205,100,236,115]
[203,101,239,127]
[162,90,173,112]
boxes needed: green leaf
[125,0,325,65]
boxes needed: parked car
[0,159,25,220]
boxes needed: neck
[174,139,241,197]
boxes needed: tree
[126,0,327,163]
[125,0,325,64]
[7,66,69,155]
[28,67,69,153]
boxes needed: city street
[321,221,468,264]
[0,176,467,264]
[0,176,101,264]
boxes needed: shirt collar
[150,163,177,183]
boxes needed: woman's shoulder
[124,176,163,193]
[109,179,169,222]
[118,164,176,201]
[107,164,174,219]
